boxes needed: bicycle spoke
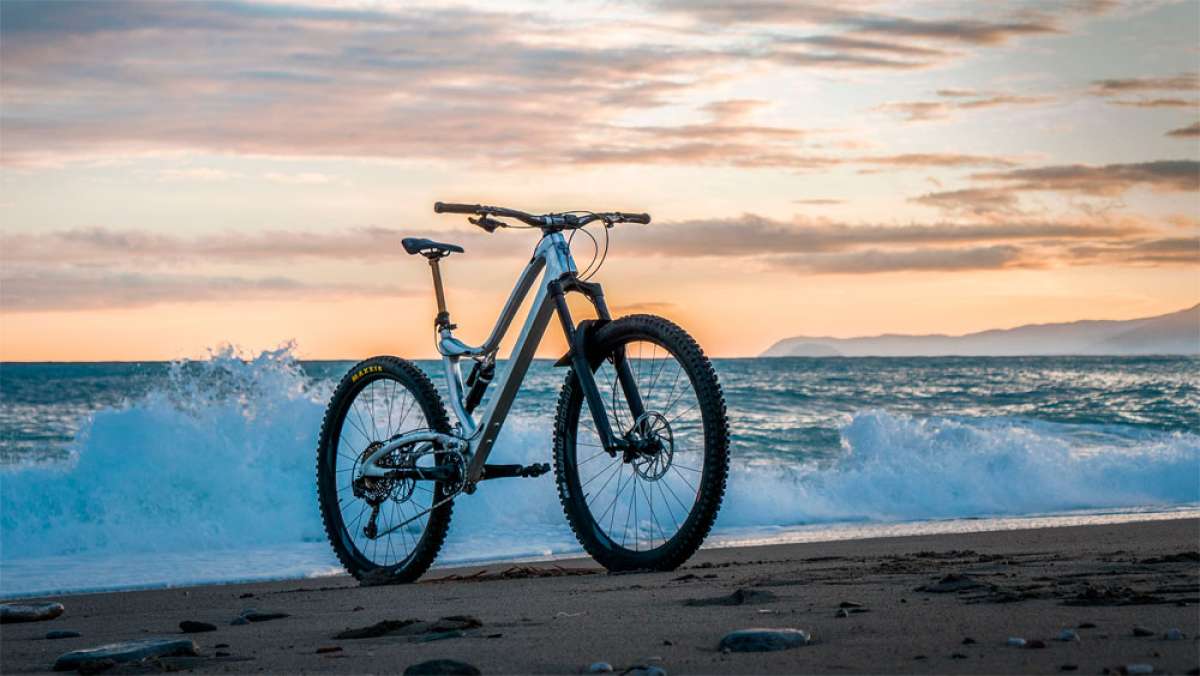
[332,373,439,569]
[570,336,713,555]
[585,460,623,508]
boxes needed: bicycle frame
[412,230,647,488]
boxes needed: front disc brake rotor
[630,411,674,481]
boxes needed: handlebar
[433,202,481,215]
[615,212,651,225]
[434,201,650,232]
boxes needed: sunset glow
[1,0,1197,360]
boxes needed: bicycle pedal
[521,462,551,478]
[480,462,551,480]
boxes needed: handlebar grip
[434,202,481,214]
[622,212,651,225]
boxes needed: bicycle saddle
[402,237,464,256]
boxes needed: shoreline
[5,507,1198,602]
[3,518,1197,674]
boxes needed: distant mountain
[761,304,1200,357]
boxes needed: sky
[1,0,1197,360]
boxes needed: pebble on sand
[915,573,991,593]
[1006,637,1027,647]
[402,659,482,675]
[316,646,343,654]
[684,589,777,607]
[52,638,199,671]
[1058,629,1080,642]
[45,630,81,640]
[179,620,217,633]
[239,609,290,623]
[586,662,614,673]
[1163,628,1184,641]
[1123,664,1154,675]
[719,628,811,653]
[625,666,667,676]
[1,602,66,624]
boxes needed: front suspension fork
[549,277,645,454]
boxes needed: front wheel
[553,314,730,572]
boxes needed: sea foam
[1,346,1197,596]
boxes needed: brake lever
[469,216,506,233]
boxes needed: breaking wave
[1,346,1196,595]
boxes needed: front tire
[553,315,730,572]
[316,356,454,583]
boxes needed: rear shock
[463,358,495,413]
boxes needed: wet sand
[2,518,1197,674]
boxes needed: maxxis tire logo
[351,365,384,382]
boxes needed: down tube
[464,288,556,483]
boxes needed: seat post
[427,255,454,331]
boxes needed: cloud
[5,217,1147,268]
[1,210,1185,310]
[1166,122,1200,138]
[0,0,1109,168]
[974,160,1200,195]
[660,1,1064,46]
[0,1,739,167]
[0,226,520,267]
[620,215,1143,257]
[911,188,1023,216]
[767,35,951,70]
[1089,74,1200,110]
[849,17,1059,45]
[774,245,1026,274]
[0,268,408,312]
[876,93,1052,122]
[784,34,949,58]
[793,198,845,205]
[863,153,1016,169]
[1090,74,1200,95]
[1109,98,1198,108]
[1068,237,1198,265]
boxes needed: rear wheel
[316,356,455,583]
[553,315,730,571]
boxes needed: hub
[626,410,674,481]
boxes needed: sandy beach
[2,518,1197,675]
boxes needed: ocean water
[1,348,1198,598]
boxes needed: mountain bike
[316,202,730,582]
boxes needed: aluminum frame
[436,231,579,483]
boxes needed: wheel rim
[331,374,440,568]
[570,337,707,553]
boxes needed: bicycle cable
[562,210,611,281]
[584,220,610,282]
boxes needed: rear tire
[553,314,730,572]
[316,356,454,583]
